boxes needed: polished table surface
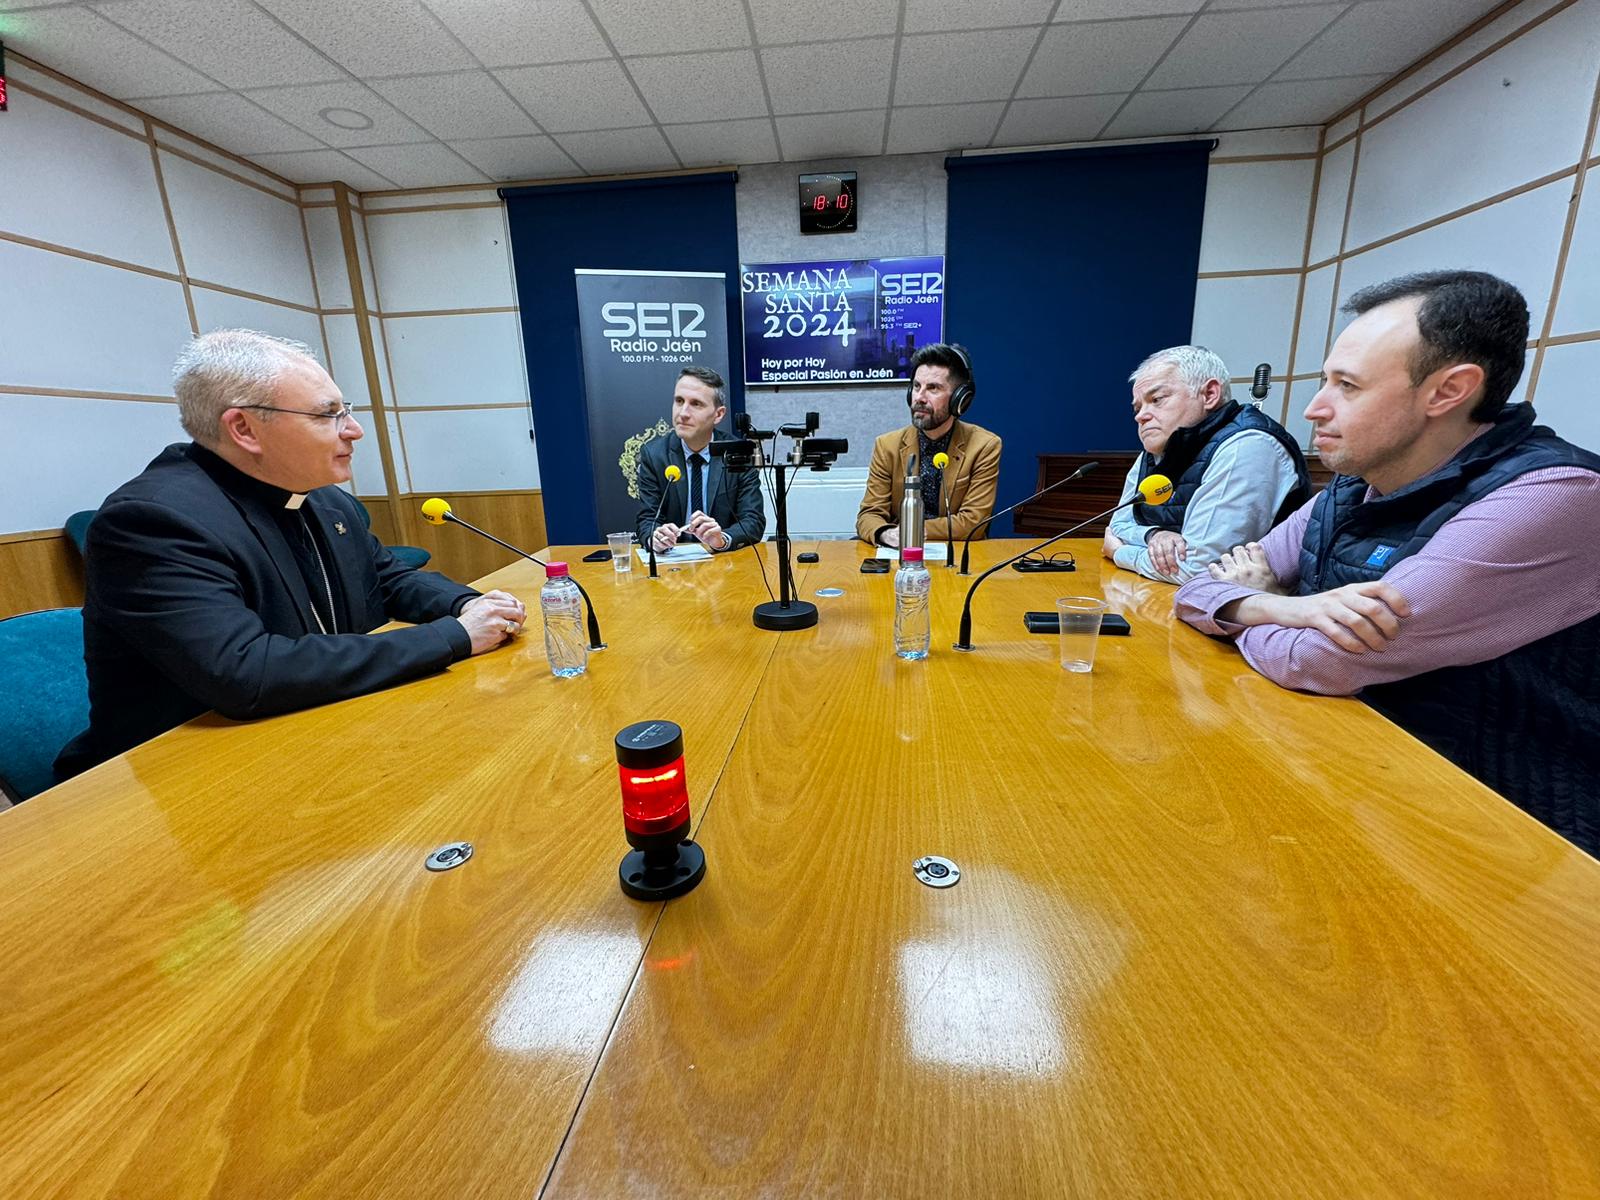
[4,539,1600,1198]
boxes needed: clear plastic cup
[607,532,633,573]
[1057,596,1108,672]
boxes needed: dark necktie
[689,453,705,517]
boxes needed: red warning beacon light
[615,720,706,900]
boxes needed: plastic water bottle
[539,561,588,678]
[893,546,931,661]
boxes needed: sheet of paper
[637,542,714,564]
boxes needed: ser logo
[602,301,708,355]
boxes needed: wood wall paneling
[364,491,548,585]
[0,532,85,619]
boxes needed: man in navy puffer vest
[1176,271,1600,856]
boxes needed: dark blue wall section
[943,141,1211,535]
[501,172,741,545]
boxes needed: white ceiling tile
[1214,74,1388,130]
[1277,0,1496,81]
[749,0,897,42]
[137,92,323,153]
[1100,84,1252,138]
[450,135,584,181]
[1,0,98,8]
[555,126,679,174]
[2,6,220,98]
[1054,0,1202,17]
[1018,17,1189,98]
[776,110,886,159]
[665,117,779,166]
[369,71,537,141]
[585,0,751,56]
[628,51,768,124]
[886,102,1005,154]
[1145,6,1345,89]
[497,60,650,131]
[763,39,893,115]
[995,93,1127,146]
[253,0,476,77]
[245,80,434,147]
[1210,0,1370,7]
[249,148,400,190]
[344,143,490,187]
[425,0,611,67]
[894,28,1039,105]
[903,0,1055,33]
[93,0,346,88]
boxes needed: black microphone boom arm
[440,511,606,651]
[959,460,1098,575]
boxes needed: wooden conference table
[4,539,1600,1198]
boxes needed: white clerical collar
[284,492,308,510]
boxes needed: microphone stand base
[618,841,706,901]
[951,642,976,653]
[753,599,818,631]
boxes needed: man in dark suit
[634,366,766,554]
[55,329,527,782]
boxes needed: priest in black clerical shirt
[55,329,528,782]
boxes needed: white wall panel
[0,241,191,395]
[323,314,371,409]
[1292,264,1337,376]
[1212,128,1320,156]
[190,289,326,364]
[160,152,316,306]
[1336,180,1571,336]
[1197,159,1316,271]
[0,89,176,272]
[1,395,185,533]
[353,210,381,311]
[398,408,540,493]
[1363,0,1578,121]
[1190,274,1301,383]
[1308,139,1353,264]
[365,208,517,313]
[1345,1,1600,250]
[370,317,397,407]
[1551,166,1600,336]
[1529,340,1600,453]
[382,314,529,408]
[304,206,354,310]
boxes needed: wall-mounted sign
[740,255,945,386]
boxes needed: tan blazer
[855,420,1003,544]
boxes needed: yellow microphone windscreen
[1138,474,1174,506]
[665,465,682,482]
[420,497,453,525]
[932,452,949,470]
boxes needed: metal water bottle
[899,453,924,550]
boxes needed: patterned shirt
[918,425,954,516]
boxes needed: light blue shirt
[1107,430,1300,584]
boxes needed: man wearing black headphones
[854,342,1003,547]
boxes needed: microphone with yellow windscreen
[1137,474,1173,506]
[417,496,605,649]
[952,473,1176,652]
[648,465,682,578]
[932,453,953,567]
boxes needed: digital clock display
[798,172,856,235]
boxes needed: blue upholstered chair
[0,608,89,804]
[352,497,432,571]
[65,510,96,557]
